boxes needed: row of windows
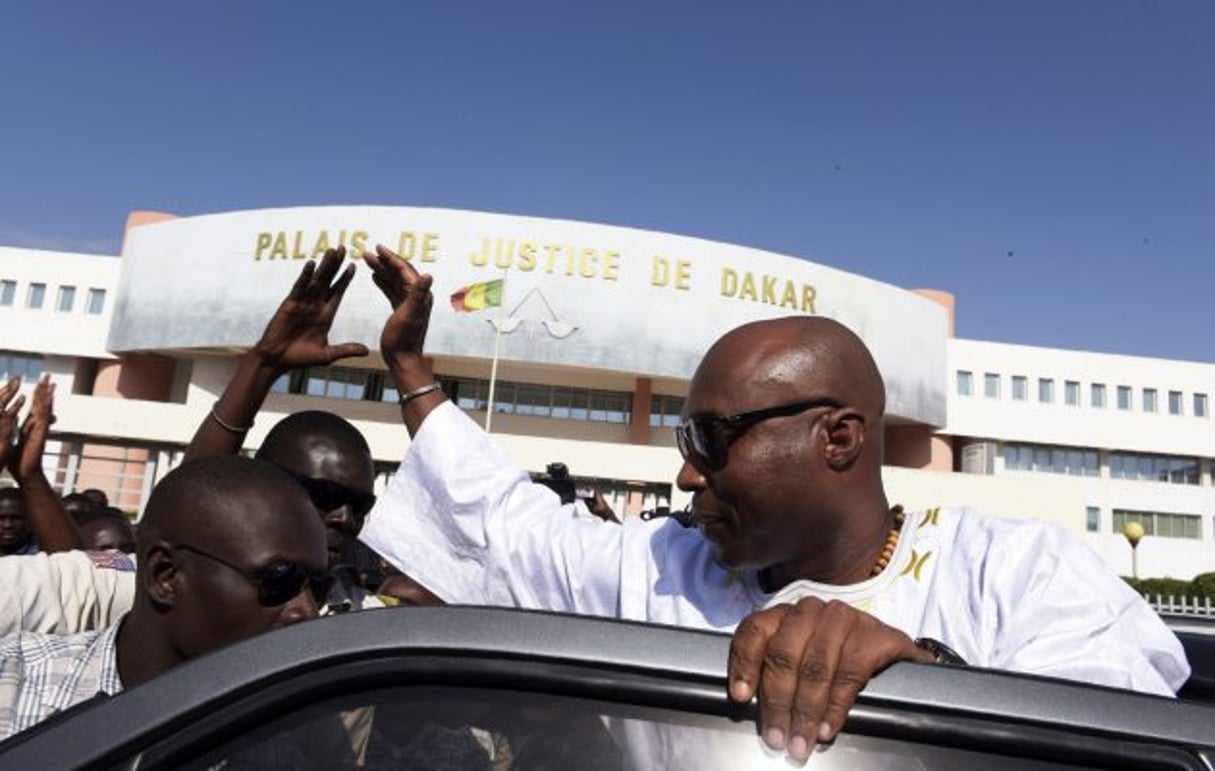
[0,351,44,382]
[1003,443,1099,476]
[271,367,643,425]
[1112,509,1203,540]
[1109,452,1201,485]
[957,370,1209,418]
[650,394,686,428]
[1001,442,1204,485]
[0,280,106,315]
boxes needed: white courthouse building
[1,206,1212,580]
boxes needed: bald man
[358,246,1189,763]
[0,456,328,740]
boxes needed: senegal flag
[450,279,504,313]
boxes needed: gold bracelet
[398,382,441,405]
[210,402,253,433]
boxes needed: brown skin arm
[183,247,369,463]
[8,376,83,553]
[728,597,935,764]
[363,244,446,436]
[0,377,27,470]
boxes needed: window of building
[1064,380,1080,406]
[1112,509,1202,540]
[1142,388,1157,413]
[85,288,106,315]
[443,376,632,425]
[1085,506,1100,533]
[26,283,45,309]
[649,394,685,428]
[1011,375,1027,401]
[1116,385,1132,411]
[0,351,44,381]
[1037,378,1054,403]
[983,373,1000,398]
[956,370,973,396]
[1195,393,1208,418]
[1109,451,1200,484]
[57,285,76,312]
[0,280,14,307]
[1002,442,1099,477]
[1167,390,1183,416]
[1090,383,1106,408]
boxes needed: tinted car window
[177,686,1112,771]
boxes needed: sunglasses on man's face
[176,543,334,607]
[287,473,376,528]
[675,398,843,471]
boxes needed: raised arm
[7,376,83,553]
[183,247,369,462]
[362,244,444,435]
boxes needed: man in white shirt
[358,245,1189,764]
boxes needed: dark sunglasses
[675,398,843,471]
[287,473,377,527]
[175,543,334,607]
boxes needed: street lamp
[1122,521,1145,579]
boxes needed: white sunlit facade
[0,206,1212,580]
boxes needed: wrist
[244,346,288,378]
[387,356,434,392]
[14,468,50,487]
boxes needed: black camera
[535,462,577,505]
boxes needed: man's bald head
[695,316,885,421]
[256,410,370,468]
[137,455,317,559]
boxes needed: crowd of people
[0,245,1192,766]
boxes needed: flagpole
[483,269,508,433]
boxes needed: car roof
[3,606,1215,767]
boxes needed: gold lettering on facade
[270,232,288,260]
[518,241,537,271]
[602,250,620,280]
[397,231,440,262]
[720,266,817,312]
[468,237,620,280]
[255,233,273,260]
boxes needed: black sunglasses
[287,473,377,528]
[675,398,843,471]
[175,543,334,607]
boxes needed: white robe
[361,401,1189,696]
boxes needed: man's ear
[822,409,866,471]
[143,542,180,609]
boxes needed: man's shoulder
[0,628,105,664]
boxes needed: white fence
[1146,595,1215,617]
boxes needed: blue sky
[1,1,1211,361]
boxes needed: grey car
[1,606,1213,769]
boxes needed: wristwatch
[914,637,967,666]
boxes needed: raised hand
[9,375,53,482]
[362,244,434,374]
[728,597,934,764]
[251,246,369,374]
[0,377,25,473]
[184,247,368,463]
